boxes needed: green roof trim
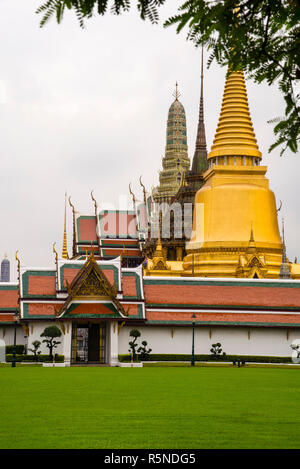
[146,303,300,311]
[146,320,300,327]
[123,272,142,299]
[0,285,18,291]
[127,303,144,319]
[22,303,56,319]
[59,263,119,291]
[101,249,140,259]
[22,270,56,299]
[143,278,300,289]
[62,302,123,319]
[98,210,137,238]
[76,215,97,243]
[100,242,139,249]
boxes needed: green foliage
[6,354,64,363]
[166,0,300,156]
[36,0,166,28]
[5,345,25,355]
[28,340,42,361]
[1,367,300,449]
[137,340,152,361]
[128,328,141,360]
[210,343,223,356]
[36,0,300,156]
[118,353,292,363]
[40,326,62,359]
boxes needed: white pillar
[108,320,119,366]
[62,322,72,367]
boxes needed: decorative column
[62,322,72,366]
[108,320,119,366]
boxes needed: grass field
[0,366,300,449]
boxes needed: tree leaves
[35,0,300,156]
[166,0,300,156]
[36,0,166,27]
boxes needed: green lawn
[0,366,299,449]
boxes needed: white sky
[0,0,298,281]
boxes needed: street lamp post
[191,314,196,367]
[12,312,18,368]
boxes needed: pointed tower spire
[62,193,69,260]
[208,69,262,161]
[279,218,291,279]
[153,82,190,204]
[192,45,208,174]
[69,196,76,258]
[247,223,256,254]
[173,82,181,101]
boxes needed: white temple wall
[118,325,299,357]
[0,325,25,347]
[25,321,64,356]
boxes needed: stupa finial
[208,67,262,160]
[62,192,69,260]
[173,82,181,101]
[279,218,291,279]
[192,45,208,174]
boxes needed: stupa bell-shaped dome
[209,70,261,159]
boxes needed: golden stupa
[183,69,284,278]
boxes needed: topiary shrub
[138,341,152,361]
[28,340,41,361]
[128,329,141,361]
[210,343,223,357]
[40,326,62,359]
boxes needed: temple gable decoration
[58,253,127,318]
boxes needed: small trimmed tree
[28,340,41,361]
[40,326,62,359]
[138,341,152,361]
[128,329,141,361]
[210,343,223,357]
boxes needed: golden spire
[150,225,168,272]
[208,69,262,159]
[155,225,163,255]
[62,193,69,260]
[247,224,256,254]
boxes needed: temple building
[144,49,208,263]
[1,55,300,365]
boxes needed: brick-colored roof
[146,310,300,325]
[77,216,97,243]
[144,280,300,309]
[125,303,144,319]
[101,248,141,258]
[27,275,56,296]
[62,267,81,287]
[27,303,58,317]
[122,275,138,297]
[63,302,122,319]
[0,288,18,309]
[0,313,15,323]
[99,211,137,238]
[101,239,139,247]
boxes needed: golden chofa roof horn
[208,69,262,159]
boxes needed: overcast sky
[0,0,298,281]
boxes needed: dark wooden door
[88,324,100,362]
